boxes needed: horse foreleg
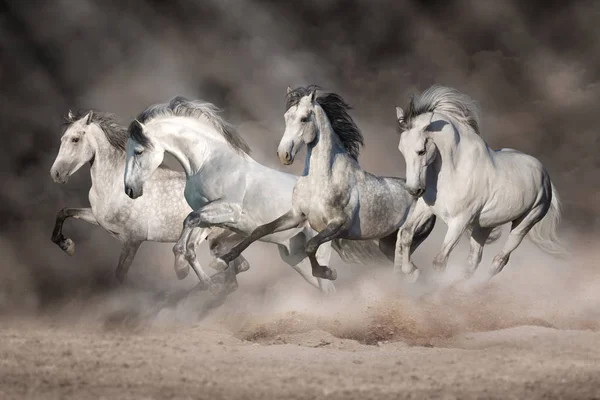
[115,240,142,283]
[394,200,432,281]
[305,220,345,280]
[211,209,306,271]
[432,215,471,272]
[207,229,250,274]
[464,227,492,279]
[51,208,98,256]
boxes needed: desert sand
[1,238,599,400]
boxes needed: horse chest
[89,188,139,239]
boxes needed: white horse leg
[432,216,471,272]
[489,206,546,278]
[464,227,492,279]
[51,207,98,256]
[278,244,336,294]
[173,226,201,279]
[394,200,432,280]
[114,240,142,283]
[184,227,217,291]
[316,242,336,293]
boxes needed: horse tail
[527,182,569,256]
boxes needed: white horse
[50,110,249,284]
[122,97,386,293]
[394,85,566,280]
[213,86,436,282]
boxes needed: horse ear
[286,86,292,94]
[395,106,404,122]
[68,110,74,120]
[85,111,93,125]
[135,119,146,130]
[310,89,317,102]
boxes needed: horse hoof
[400,268,420,283]
[175,265,190,280]
[236,259,250,273]
[210,258,229,271]
[62,239,75,256]
[326,268,337,281]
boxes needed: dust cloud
[0,0,598,341]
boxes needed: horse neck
[153,119,252,177]
[304,106,346,177]
[89,127,126,190]
[432,118,489,177]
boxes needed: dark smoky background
[0,0,598,316]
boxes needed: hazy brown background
[0,0,598,315]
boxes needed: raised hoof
[316,267,337,281]
[175,265,190,280]
[235,259,250,273]
[210,258,229,272]
[61,238,75,256]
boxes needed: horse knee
[173,241,185,257]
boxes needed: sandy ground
[1,239,599,399]
[1,321,599,399]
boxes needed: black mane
[286,85,364,160]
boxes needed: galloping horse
[394,85,566,280]
[50,110,248,283]
[213,86,436,282]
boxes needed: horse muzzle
[277,150,294,165]
[124,183,143,199]
[50,167,69,184]
[407,187,425,198]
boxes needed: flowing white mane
[399,85,481,135]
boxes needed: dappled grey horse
[50,110,248,283]
[123,97,388,293]
[213,86,436,281]
[394,85,566,280]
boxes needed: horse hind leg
[488,206,546,279]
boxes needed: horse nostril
[54,170,59,179]
[285,152,290,161]
[126,187,134,198]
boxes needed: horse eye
[300,116,309,123]
[134,149,143,156]
[416,149,426,156]
[71,137,80,143]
